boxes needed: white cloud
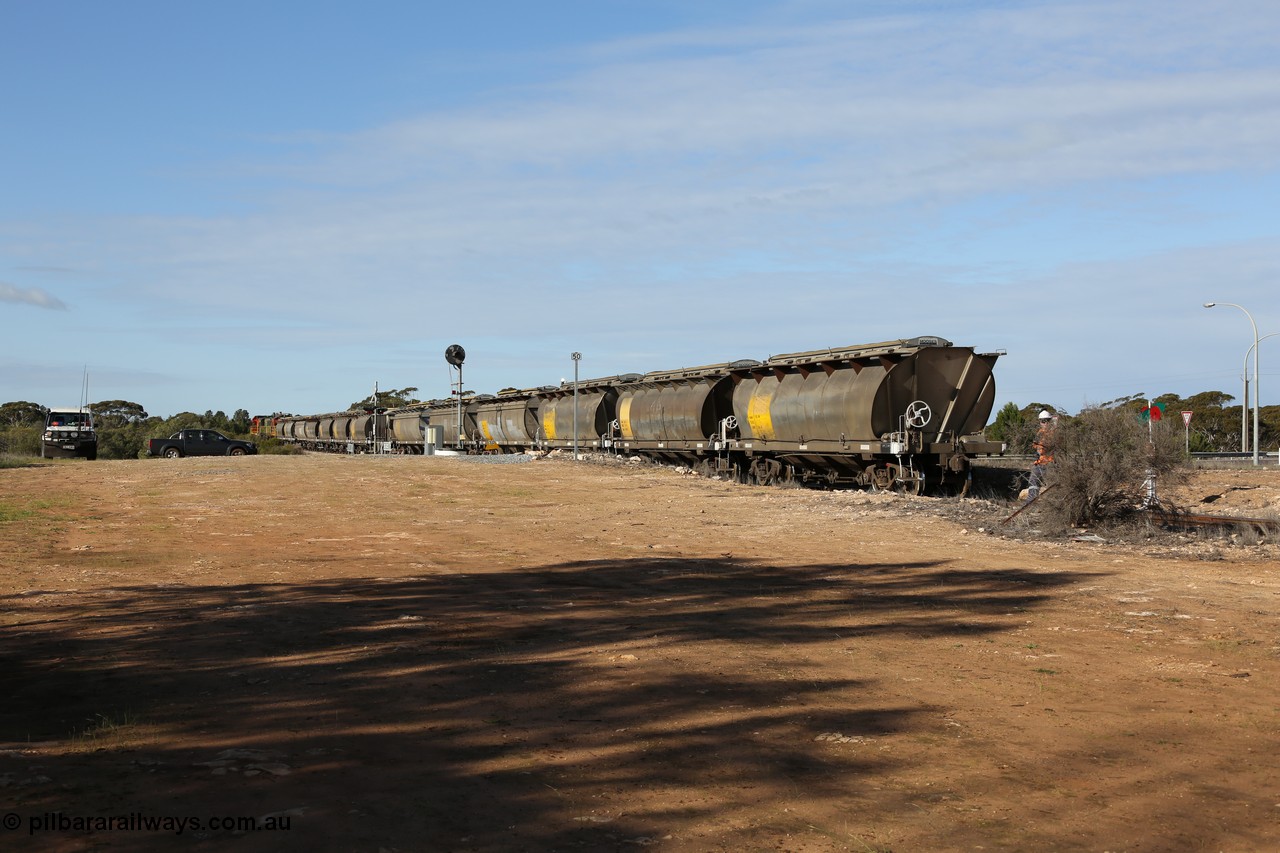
[290,2,1280,190]
[0,282,67,310]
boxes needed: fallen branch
[1002,485,1054,524]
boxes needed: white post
[1143,399,1156,507]
[1256,322,1262,467]
[571,352,581,461]
[1240,361,1249,454]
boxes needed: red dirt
[1,455,1277,851]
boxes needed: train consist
[272,335,1003,494]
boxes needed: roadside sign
[1181,410,1193,427]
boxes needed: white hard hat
[1038,410,1053,420]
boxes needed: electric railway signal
[446,344,466,447]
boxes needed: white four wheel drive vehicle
[41,407,98,460]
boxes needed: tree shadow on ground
[0,556,1096,851]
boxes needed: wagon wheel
[750,458,781,486]
[890,464,925,496]
[875,462,924,495]
[869,464,894,491]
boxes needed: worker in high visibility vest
[1027,410,1056,501]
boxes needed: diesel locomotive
[274,335,1003,494]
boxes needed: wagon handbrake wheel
[905,400,932,429]
[712,415,739,445]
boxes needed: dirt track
[1,454,1278,851]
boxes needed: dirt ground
[1,454,1278,852]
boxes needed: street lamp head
[1203,302,1216,308]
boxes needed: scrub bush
[1033,406,1188,530]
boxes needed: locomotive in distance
[269,335,1003,495]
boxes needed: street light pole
[1243,332,1279,460]
[1239,350,1249,456]
[1204,302,1260,465]
[571,352,581,461]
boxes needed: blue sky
[3,0,1278,420]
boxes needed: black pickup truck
[147,429,257,458]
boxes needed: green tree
[1186,390,1233,409]
[1258,403,1279,454]
[1132,390,1242,453]
[0,401,47,455]
[350,386,420,410]
[201,410,231,431]
[159,413,204,435]
[1096,393,1146,409]
[0,401,48,426]
[986,402,1026,447]
[1183,391,1238,452]
[90,400,149,427]
[96,421,152,459]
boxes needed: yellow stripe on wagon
[747,386,775,440]
[618,397,634,439]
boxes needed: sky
[3,0,1278,421]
